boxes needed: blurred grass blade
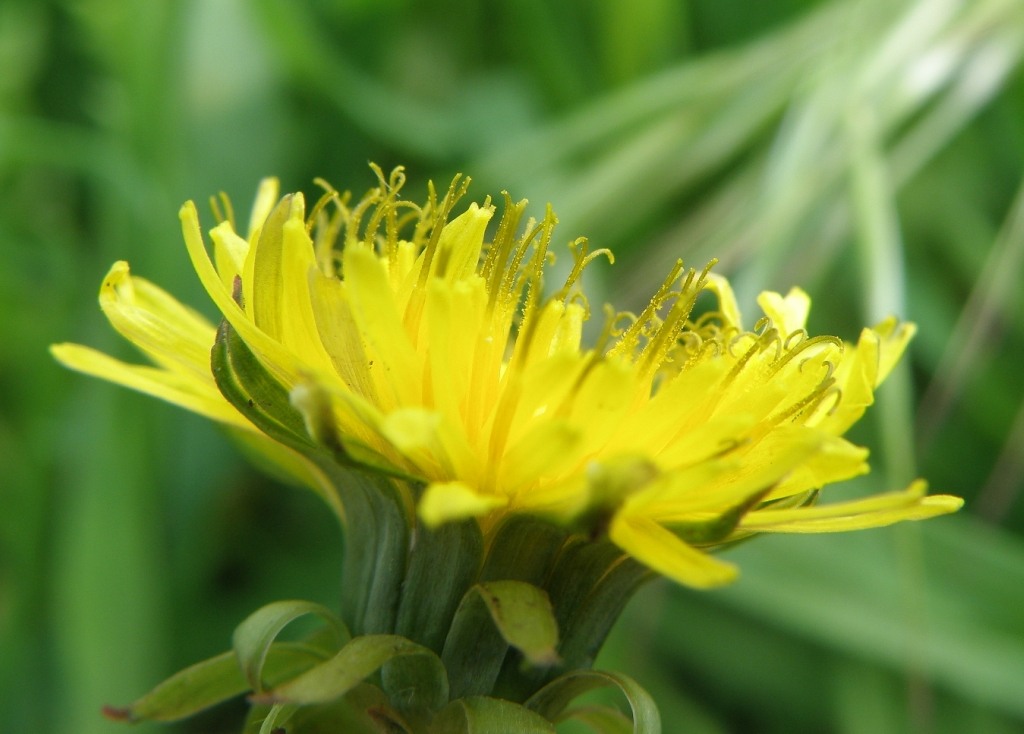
[917,174,1024,454]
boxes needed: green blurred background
[2,0,1023,731]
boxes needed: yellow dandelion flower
[52,166,962,590]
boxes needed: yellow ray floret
[52,166,963,589]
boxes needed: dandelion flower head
[52,166,962,589]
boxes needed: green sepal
[430,696,557,734]
[442,581,560,700]
[526,670,661,734]
[479,515,567,585]
[211,317,344,519]
[212,301,416,483]
[233,599,349,692]
[254,634,448,711]
[491,538,648,703]
[103,642,328,723]
[393,519,483,653]
[544,540,648,673]
[336,470,411,636]
[212,319,412,638]
[211,318,315,453]
[381,650,452,725]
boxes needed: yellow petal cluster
[52,167,962,588]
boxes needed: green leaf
[430,696,557,734]
[106,643,326,723]
[526,670,661,734]
[256,634,449,709]
[233,599,349,693]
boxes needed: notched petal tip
[757,287,811,336]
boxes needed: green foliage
[3,0,1024,731]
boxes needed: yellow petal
[872,317,916,387]
[97,262,215,380]
[507,471,590,521]
[627,425,823,521]
[342,245,421,406]
[239,194,334,375]
[210,222,250,291]
[499,351,586,450]
[277,214,337,372]
[652,412,758,470]
[564,358,636,455]
[757,287,810,336]
[761,435,870,501]
[247,176,280,240]
[419,481,507,527]
[50,343,250,429]
[306,269,378,403]
[703,273,743,328]
[430,203,493,282]
[424,276,488,430]
[551,302,586,354]
[741,480,964,532]
[500,420,582,492]
[810,328,878,434]
[380,407,442,454]
[612,360,730,458]
[180,201,303,388]
[609,514,738,588]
